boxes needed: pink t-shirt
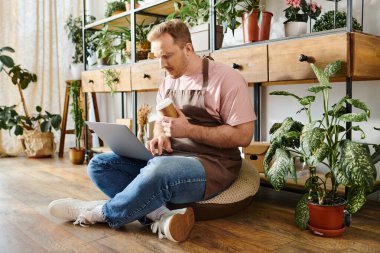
[157,60,256,126]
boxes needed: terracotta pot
[69,148,85,165]
[242,11,273,43]
[308,198,346,231]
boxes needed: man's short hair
[147,19,192,48]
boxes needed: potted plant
[214,0,273,43]
[283,0,322,37]
[312,10,362,33]
[236,0,273,43]
[125,19,161,61]
[166,0,224,51]
[89,25,114,66]
[263,60,379,236]
[0,46,62,158]
[64,14,96,79]
[105,0,127,17]
[68,80,85,164]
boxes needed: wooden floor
[0,156,379,253]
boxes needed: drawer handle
[298,54,315,63]
[250,154,258,161]
[232,63,241,70]
[89,79,94,84]
[143,74,150,79]
[113,78,119,83]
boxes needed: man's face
[151,33,190,79]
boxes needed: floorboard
[0,156,379,253]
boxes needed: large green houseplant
[0,46,61,157]
[264,60,378,234]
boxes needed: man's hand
[161,107,190,138]
[145,134,173,156]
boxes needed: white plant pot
[284,22,307,37]
[70,63,84,80]
[190,23,224,52]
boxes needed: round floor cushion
[169,159,260,220]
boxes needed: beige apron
[165,58,242,199]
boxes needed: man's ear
[184,42,194,53]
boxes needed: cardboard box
[243,142,270,173]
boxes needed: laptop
[86,121,153,161]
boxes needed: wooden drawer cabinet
[81,66,131,92]
[131,59,165,90]
[211,45,268,83]
[268,33,349,82]
[351,33,380,79]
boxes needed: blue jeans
[87,152,206,228]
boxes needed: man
[48,19,255,243]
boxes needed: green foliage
[312,11,362,33]
[69,81,84,149]
[264,60,378,229]
[101,68,120,94]
[0,46,61,136]
[214,0,261,35]
[64,14,96,64]
[89,26,114,64]
[0,105,61,136]
[166,0,210,27]
[105,1,126,18]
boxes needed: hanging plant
[101,68,120,94]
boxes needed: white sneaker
[48,198,106,227]
[150,207,195,242]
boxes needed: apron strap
[202,58,209,91]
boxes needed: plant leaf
[299,96,315,106]
[269,91,300,100]
[346,186,366,214]
[300,122,326,158]
[269,123,282,134]
[267,148,292,190]
[323,60,342,77]
[339,112,368,122]
[307,85,332,93]
[340,140,376,191]
[295,194,309,230]
[40,121,51,132]
[352,125,366,139]
[347,98,370,117]
[0,46,15,53]
[263,142,279,176]
[0,55,15,67]
[270,117,295,144]
[310,63,330,86]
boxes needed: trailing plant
[0,46,61,135]
[64,14,96,64]
[69,80,84,149]
[264,60,378,229]
[312,10,362,33]
[101,68,120,94]
[105,0,126,17]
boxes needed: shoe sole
[165,207,195,242]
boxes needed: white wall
[88,0,380,177]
